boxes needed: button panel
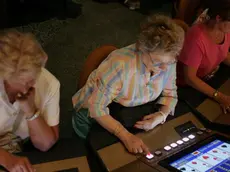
[140,127,213,165]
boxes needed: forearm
[94,115,129,140]
[0,148,11,168]
[158,63,177,115]
[186,76,217,98]
[157,94,177,115]
[27,116,57,152]
[160,105,171,116]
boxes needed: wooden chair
[173,0,202,25]
[77,45,117,90]
[173,18,189,33]
[77,20,188,90]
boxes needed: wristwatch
[213,90,219,99]
[26,110,40,121]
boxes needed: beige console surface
[97,113,204,172]
[34,156,90,172]
[0,156,90,172]
[96,80,230,172]
[197,79,230,125]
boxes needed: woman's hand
[216,93,230,114]
[16,87,36,117]
[3,153,34,172]
[118,131,149,154]
[94,115,149,154]
[134,112,164,131]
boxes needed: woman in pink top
[177,0,230,114]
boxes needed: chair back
[77,45,117,90]
[173,18,189,33]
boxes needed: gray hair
[137,14,184,57]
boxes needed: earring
[206,15,210,21]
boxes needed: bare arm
[0,148,34,172]
[157,63,178,117]
[94,115,128,139]
[94,115,149,154]
[184,65,230,114]
[28,79,60,152]
[17,80,60,152]
[27,118,58,152]
[0,148,12,167]
[184,66,222,99]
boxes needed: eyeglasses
[151,59,177,66]
[148,53,177,66]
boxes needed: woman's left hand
[134,112,164,131]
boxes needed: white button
[188,134,195,139]
[197,131,203,135]
[177,140,184,145]
[146,153,154,159]
[164,146,171,151]
[200,128,206,131]
[170,143,178,148]
[182,137,189,142]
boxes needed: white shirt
[0,68,60,139]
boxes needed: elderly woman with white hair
[72,14,184,155]
[0,31,60,172]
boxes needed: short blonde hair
[0,30,47,80]
[137,14,184,57]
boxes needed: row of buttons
[145,128,212,160]
[146,134,195,160]
[163,134,195,152]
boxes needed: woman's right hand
[3,153,34,172]
[119,131,149,154]
[216,93,230,114]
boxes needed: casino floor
[1,0,230,171]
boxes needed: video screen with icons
[159,134,230,172]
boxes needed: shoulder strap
[12,111,23,133]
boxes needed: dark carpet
[3,0,172,137]
[29,0,171,138]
